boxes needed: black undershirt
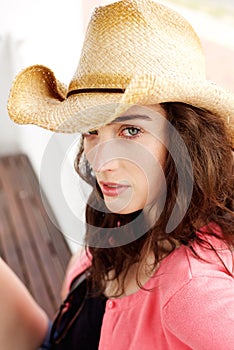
[50,274,107,350]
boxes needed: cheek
[83,141,88,159]
[127,158,164,192]
[133,145,167,203]
[83,141,95,167]
[148,140,167,168]
[83,139,91,156]
[156,145,167,168]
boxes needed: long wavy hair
[74,102,234,295]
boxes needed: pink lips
[99,181,130,197]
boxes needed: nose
[87,140,120,173]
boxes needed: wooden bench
[0,153,72,318]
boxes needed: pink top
[64,226,234,349]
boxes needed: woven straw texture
[7,0,234,139]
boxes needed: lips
[99,181,130,197]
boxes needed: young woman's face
[83,104,168,214]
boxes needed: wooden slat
[0,202,25,282]
[0,154,72,318]
[19,154,71,271]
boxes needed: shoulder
[157,228,234,349]
[154,223,233,304]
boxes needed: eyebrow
[109,114,152,124]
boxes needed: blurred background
[0,0,234,253]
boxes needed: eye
[121,126,143,138]
[82,130,98,137]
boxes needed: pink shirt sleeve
[163,275,234,349]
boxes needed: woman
[8,0,234,349]
[0,258,48,350]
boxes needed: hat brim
[8,65,234,139]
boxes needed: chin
[105,202,143,215]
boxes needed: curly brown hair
[74,102,234,295]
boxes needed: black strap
[49,271,107,350]
[67,88,125,98]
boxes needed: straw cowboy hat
[8,0,234,137]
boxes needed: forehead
[110,104,167,124]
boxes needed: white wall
[0,35,21,154]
